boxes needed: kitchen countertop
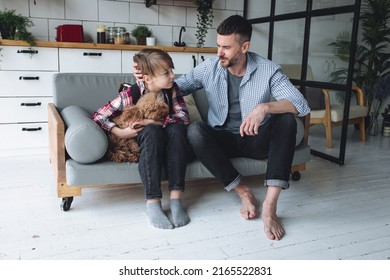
[0,39,217,53]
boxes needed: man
[135,15,310,240]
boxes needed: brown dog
[107,92,169,162]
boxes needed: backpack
[118,83,141,104]
[118,83,174,115]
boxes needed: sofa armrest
[48,103,67,186]
[61,105,108,164]
[300,113,310,145]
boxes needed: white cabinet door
[169,52,216,74]
[59,48,122,73]
[198,53,217,64]
[168,52,198,74]
[0,46,58,71]
[121,51,137,73]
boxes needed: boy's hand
[111,125,142,139]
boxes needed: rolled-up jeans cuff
[264,179,289,190]
[224,174,242,192]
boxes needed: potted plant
[130,25,152,45]
[0,9,35,46]
[193,0,214,48]
[328,0,390,131]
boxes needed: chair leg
[325,122,333,148]
[359,117,366,142]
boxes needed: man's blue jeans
[187,113,297,190]
[136,123,193,200]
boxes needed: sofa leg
[57,182,81,198]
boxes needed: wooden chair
[309,86,368,148]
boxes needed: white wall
[0,0,244,47]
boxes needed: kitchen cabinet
[0,45,58,156]
[121,50,137,73]
[169,52,217,74]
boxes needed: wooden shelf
[0,39,217,53]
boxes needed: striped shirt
[91,82,189,132]
[176,52,310,128]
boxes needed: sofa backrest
[53,73,135,113]
[53,72,210,121]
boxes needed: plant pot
[136,37,146,45]
[367,112,379,136]
[0,26,11,39]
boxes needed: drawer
[121,51,137,73]
[0,46,58,71]
[59,48,122,73]
[0,71,56,97]
[0,97,52,123]
[0,123,48,150]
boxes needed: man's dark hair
[216,15,252,44]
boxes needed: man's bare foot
[261,201,285,240]
[235,184,257,219]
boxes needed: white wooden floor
[0,126,389,260]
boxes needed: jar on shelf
[106,27,115,44]
[124,32,131,44]
[114,27,126,45]
[97,24,106,43]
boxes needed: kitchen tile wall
[0,0,244,47]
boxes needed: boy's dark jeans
[187,113,297,190]
[136,123,193,200]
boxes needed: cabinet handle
[83,52,102,56]
[201,55,205,62]
[19,76,40,80]
[17,49,39,54]
[22,127,42,132]
[192,55,196,68]
[21,102,42,107]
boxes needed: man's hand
[239,104,268,137]
[132,62,144,82]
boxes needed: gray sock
[146,202,174,229]
[170,199,190,227]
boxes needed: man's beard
[219,54,240,68]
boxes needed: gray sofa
[48,73,311,211]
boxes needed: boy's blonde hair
[133,48,174,77]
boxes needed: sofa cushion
[61,105,108,164]
[183,94,203,123]
[295,117,304,146]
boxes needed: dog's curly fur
[107,92,169,162]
